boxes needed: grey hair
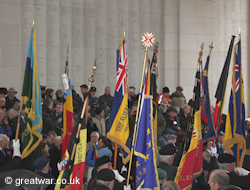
[96,179,110,187]
[162,181,181,190]
[218,162,230,170]
[0,134,7,141]
[210,169,229,187]
[7,108,18,118]
[159,154,173,162]
[55,136,62,140]
[91,131,100,138]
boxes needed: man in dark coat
[98,87,114,109]
[158,144,178,181]
[5,88,20,111]
[96,168,115,190]
[218,153,250,189]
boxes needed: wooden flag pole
[15,97,24,141]
[126,32,155,187]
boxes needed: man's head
[54,136,62,150]
[183,104,191,115]
[7,109,18,120]
[0,88,8,97]
[176,86,183,95]
[0,134,9,149]
[95,155,113,171]
[163,128,176,138]
[8,88,17,98]
[0,108,6,122]
[104,87,111,96]
[162,181,180,190]
[158,168,167,185]
[80,84,88,95]
[128,86,135,97]
[90,131,99,144]
[95,107,105,118]
[55,89,63,98]
[33,157,51,173]
[55,102,63,114]
[208,169,229,190]
[218,153,236,172]
[47,131,57,144]
[167,107,177,118]
[96,168,115,190]
[218,131,224,145]
[159,144,176,165]
[0,97,6,108]
[90,87,96,97]
[163,87,170,97]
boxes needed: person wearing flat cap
[157,168,167,189]
[171,86,186,112]
[5,87,20,111]
[218,153,250,189]
[158,128,176,148]
[96,168,115,190]
[158,144,178,181]
[157,86,172,106]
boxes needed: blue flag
[202,55,216,141]
[134,64,159,190]
[224,39,246,167]
[107,35,130,164]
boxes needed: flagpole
[183,43,204,152]
[67,59,96,171]
[126,33,155,187]
[15,97,24,141]
[213,36,235,145]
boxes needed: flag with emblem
[107,35,130,164]
[21,24,43,159]
[224,37,246,167]
[202,52,216,142]
[174,63,203,190]
[62,49,74,157]
[134,62,159,190]
[213,36,235,135]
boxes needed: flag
[21,24,43,159]
[223,38,246,167]
[134,63,159,190]
[107,35,130,164]
[62,55,74,157]
[174,65,203,190]
[55,99,87,190]
[202,54,216,142]
[213,36,235,134]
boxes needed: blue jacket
[86,146,100,167]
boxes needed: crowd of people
[0,84,250,190]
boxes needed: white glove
[113,169,125,182]
[57,161,63,172]
[121,165,127,173]
[210,146,217,156]
[123,184,131,190]
[235,167,250,176]
[12,139,21,158]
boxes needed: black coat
[5,96,20,111]
[228,171,250,189]
[0,148,21,173]
[49,147,61,178]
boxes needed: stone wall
[0,0,249,116]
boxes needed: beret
[218,153,235,164]
[0,88,8,95]
[157,168,167,180]
[95,155,111,168]
[168,134,177,139]
[167,107,177,113]
[163,87,170,93]
[97,168,115,181]
[33,157,50,170]
[159,144,176,156]
[176,86,183,91]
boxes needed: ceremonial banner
[21,24,43,159]
[224,38,246,167]
[134,63,159,190]
[107,35,130,164]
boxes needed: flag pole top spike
[199,42,204,58]
[124,32,125,37]
[32,20,35,27]
[141,32,155,47]
[66,46,69,62]
[239,28,241,39]
[209,42,213,50]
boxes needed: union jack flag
[115,38,128,95]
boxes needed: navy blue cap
[218,153,235,164]
[165,128,176,135]
[33,157,50,170]
[159,144,176,155]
